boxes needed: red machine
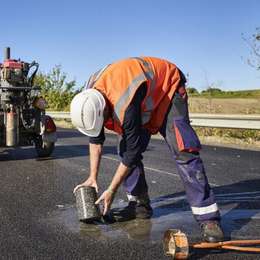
[0,47,57,157]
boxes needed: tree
[186,87,199,95]
[201,87,222,95]
[242,27,260,70]
[34,65,77,111]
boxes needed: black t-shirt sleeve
[121,84,150,167]
[89,127,105,145]
[89,83,149,164]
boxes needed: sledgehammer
[163,229,260,259]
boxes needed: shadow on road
[151,179,260,237]
[57,129,84,139]
[0,144,118,161]
[45,179,260,259]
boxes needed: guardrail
[189,113,260,130]
[46,111,71,119]
[46,111,260,130]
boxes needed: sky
[1,0,259,91]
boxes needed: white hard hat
[70,89,106,137]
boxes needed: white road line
[102,155,219,188]
[216,191,260,197]
[151,193,260,206]
[102,155,179,177]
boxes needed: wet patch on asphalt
[42,190,260,244]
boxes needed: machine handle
[4,47,10,60]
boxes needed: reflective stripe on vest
[134,57,156,124]
[113,57,156,124]
[113,73,146,122]
[86,64,110,89]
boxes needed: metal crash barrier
[46,112,260,130]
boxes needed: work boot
[119,193,153,219]
[122,201,137,218]
[135,202,153,219]
[135,193,153,219]
[111,201,137,221]
[200,221,224,243]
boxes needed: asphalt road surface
[0,128,260,260]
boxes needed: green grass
[189,89,260,98]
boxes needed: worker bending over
[71,57,224,242]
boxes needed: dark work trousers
[119,127,151,201]
[120,91,221,223]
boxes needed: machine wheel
[35,136,55,157]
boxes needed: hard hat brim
[77,118,103,137]
[70,88,105,137]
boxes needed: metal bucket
[163,229,189,259]
[75,186,101,222]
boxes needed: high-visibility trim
[114,73,147,122]
[134,57,154,78]
[86,75,95,89]
[142,81,154,124]
[191,203,219,215]
[133,57,157,124]
[86,64,110,89]
[95,57,182,135]
[127,194,137,202]
[113,57,158,124]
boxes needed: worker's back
[94,56,184,134]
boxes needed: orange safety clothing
[91,57,184,135]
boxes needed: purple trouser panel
[176,157,220,222]
[123,162,148,196]
[159,91,220,223]
[120,88,220,223]
[118,129,150,197]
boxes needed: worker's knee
[172,121,201,155]
[176,152,207,185]
[175,150,200,163]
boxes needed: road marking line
[151,193,260,207]
[101,155,222,187]
[216,191,260,197]
[102,155,179,177]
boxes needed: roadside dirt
[188,97,260,114]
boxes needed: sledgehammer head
[163,229,189,259]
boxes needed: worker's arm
[73,128,105,193]
[96,162,130,215]
[96,84,149,215]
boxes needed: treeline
[33,66,259,111]
[187,87,260,98]
[34,65,82,111]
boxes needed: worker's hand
[73,177,98,194]
[95,189,115,215]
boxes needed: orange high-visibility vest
[92,57,184,135]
